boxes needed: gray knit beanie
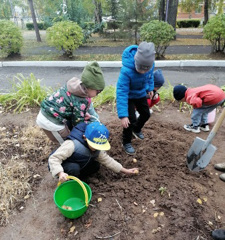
[81,61,105,90]
[134,42,156,71]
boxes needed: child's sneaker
[184,124,200,133]
[123,143,135,155]
[200,124,210,132]
[132,131,144,140]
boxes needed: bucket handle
[57,175,89,207]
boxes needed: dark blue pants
[62,160,100,178]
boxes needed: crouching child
[49,121,138,182]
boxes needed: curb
[1,60,225,68]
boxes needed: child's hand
[58,172,68,183]
[121,117,130,128]
[120,167,139,175]
[85,112,91,121]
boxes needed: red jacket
[185,84,225,108]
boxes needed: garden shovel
[187,107,225,172]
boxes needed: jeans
[192,99,225,126]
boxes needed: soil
[0,103,225,240]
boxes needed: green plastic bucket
[54,176,92,219]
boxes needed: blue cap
[154,69,165,88]
[85,122,110,150]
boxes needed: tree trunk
[28,0,41,42]
[167,0,178,39]
[159,0,165,21]
[93,0,102,24]
[203,0,209,25]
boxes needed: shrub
[92,85,116,111]
[0,20,23,57]
[177,20,200,28]
[26,22,47,30]
[140,20,176,59]
[46,21,83,57]
[0,73,52,113]
[203,14,225,53]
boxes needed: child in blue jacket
[116,41,156,155]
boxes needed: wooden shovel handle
[203,107,225,149]
[211,107,225,134]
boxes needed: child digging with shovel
[173,84,225,133]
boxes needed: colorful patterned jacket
[41,77,96,126]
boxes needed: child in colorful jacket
[173,84,225,133]
[36,61,104,144]
[116,41,156,155]
[48,121,138,182]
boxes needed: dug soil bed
[0,103,225,240]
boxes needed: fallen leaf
[69,226,76,233]
[202,197,207,202]
[85,219,92,228]
[218,215,221,220]
[133,158,137,163]
[208,221,213,226]
[133,202,138,206]
[197,198,202,204]
[97,198,102,202]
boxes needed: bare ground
[0,103,225,240]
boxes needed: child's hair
[173,85,187,101]
[81,61,105,90]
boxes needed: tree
[93,0,103,24]
[204,0,209,25]
[158,0,165,21]
[28,0,41,42]
[0,0,11,20]
[203,14,225,53]
[217,0,224,14]
[119,0,150,44]
[167,0,178,30]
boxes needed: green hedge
[26,22,48,30]
[177,20,200,28]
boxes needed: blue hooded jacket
[116,45,155,119]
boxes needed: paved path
[30,45,212,56]
[1,66,225,93]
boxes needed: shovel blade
[187,137,217,172]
